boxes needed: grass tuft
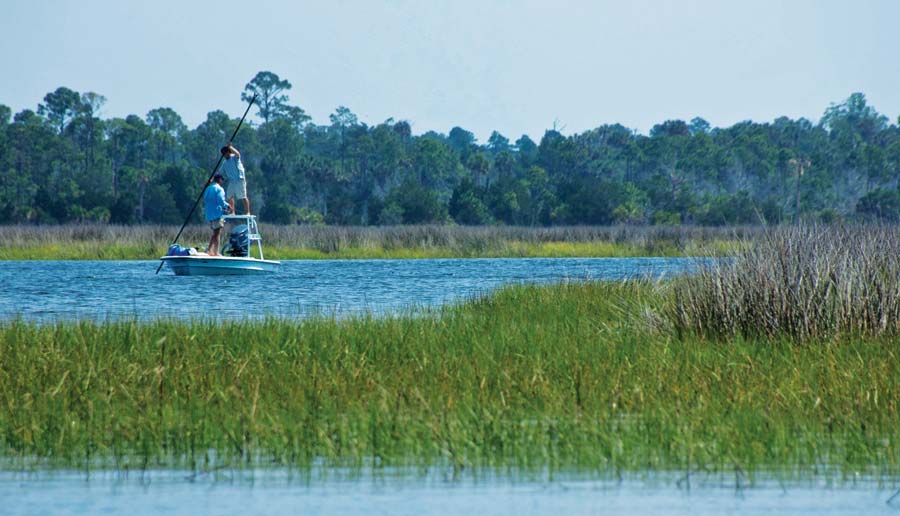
[672,225,900,341]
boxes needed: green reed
[1,281,897,477]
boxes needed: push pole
[155,94,257,274]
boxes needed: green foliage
[2,84,900,226]
[241,71,305,125]
[856,187,900,221]
[2,280,899,474]
[386,177,448,224]
[695,191,762,225]
[449,178,493,225]
[37,86,81,133]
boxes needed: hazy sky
[1,0,898,141]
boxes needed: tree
[611,182,649,224]
[465,152,491,187]
[856,187,900,221]
[257,117,305,221]
[187,110,232,166]
[696,191,760,225]
[282,105,311,129]
[412,136,458,191]
[0,110,48,220]
[385,176,448,224]
[105,115,152,218]
[647,120,692,215]
[521,165,554,225]
[689,117,711,135]
[537,130,581,178]
[4,85,900,228]
[650,120,691,138]
[448,126,476,160]
[147,107,186,136]
[38,87,81,134]
[241,71,293,124]
[146,107,186,163]
[329,106,359,178]
[329,105,358,128]
[393,120,412,142]
[515,135,538,167]
[820,92,888,142]
[449,178,492,225]
[77,92,106,168]
[487,131,510,153]
[369,122,406,191]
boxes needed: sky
[1,0,899,141]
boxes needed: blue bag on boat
[167,244,191,256]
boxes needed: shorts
[226,178,247,200]
[209,218,224,230]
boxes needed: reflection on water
[2,469,897,516]
[0,258,701,322]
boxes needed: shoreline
[0,243,695,260]
[0,224,751,260]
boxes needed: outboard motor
[226,224,250,257]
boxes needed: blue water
[0,258,699,322]
[3,469,898,515]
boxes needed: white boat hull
[160,255,280,276]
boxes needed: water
[0,258,699,322]
[3,469,897,515]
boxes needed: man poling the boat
[221,143,250,216]
[204,173,230,256]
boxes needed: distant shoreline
[0,224,746,260]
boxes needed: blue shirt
[204,183,229,221]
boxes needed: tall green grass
[1,281,897,477]
[0,224,750,259]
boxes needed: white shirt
[222,155,245,182]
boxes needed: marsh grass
[0,224,751,260]
[673,225,900,341]
[1,281,897,477]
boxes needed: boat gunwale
[159,255,281,265]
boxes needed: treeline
[2,71,900,226]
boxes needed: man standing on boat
[204,173,230,256]
[221,143,250,215]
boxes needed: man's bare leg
[208,227,222,256]
[244,198,251,215]
[228,198,235,215]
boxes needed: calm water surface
[3,469,897,515]
[0,258,699,322]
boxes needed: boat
[160,214,281,276]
